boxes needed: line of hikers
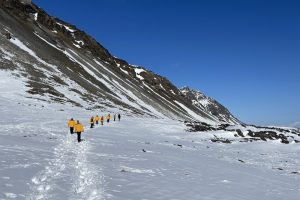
[68,113,121,142]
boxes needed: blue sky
[33,0,300,126]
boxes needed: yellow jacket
[106,115,110,120]
[90,118,94,124]
[95,116,99,121]
[68,120,76,128]
[75,123,84,132]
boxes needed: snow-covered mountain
[0,0,237,125]
[180,86,240,124]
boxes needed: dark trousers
[96,121,99,124]
[107,119,110,123]
[90,123,94,128]
[70,127,74,134]
[77,132,81,142]
[101,121,103,125]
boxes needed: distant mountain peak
[180,86,191,92]
[179,87,240,124]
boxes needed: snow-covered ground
[0,63,299,200]
[1,90,300,200]
[1,3,299,199]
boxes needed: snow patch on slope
[174,100,216,125]
[34,33,61,51]
[9,37,60,73]
[56,22,76,33]
[134,68,145,80]
[0,47,14,60]
[9,34,101,107]
[75,40,84,45]
[10,37,37,58]
[33,13,38,21]
[73,43,81,48]
[120,68,129,75]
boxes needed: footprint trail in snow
[28,129,106,200]
[72,140,105,200]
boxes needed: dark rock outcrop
[185,121,300,144]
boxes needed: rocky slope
[0,0,237,124]
[185,121,300,144]
[180,86,240,124]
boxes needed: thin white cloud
[290,121,300,128]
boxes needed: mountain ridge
[0,0,238,125]
[180,86,240,124]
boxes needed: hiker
[95,115,99,125]
[90,116,94,128]
[75,120,84,142]
[100,116,104,125]
[107,114,111,123]
[118,113,121,121]
[114,114,116,121]
[68,118,76,134]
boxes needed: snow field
[0,101,300,199]
[0,93,107,199]
[91,118,300,200]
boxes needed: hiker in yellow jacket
[68,118,76,134]
[95,115,99,125]
[90,116,95,128]
[106,114,111,123]
[74,120,84,142]
[100,116,104,125]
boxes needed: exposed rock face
[0,0,238,124]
